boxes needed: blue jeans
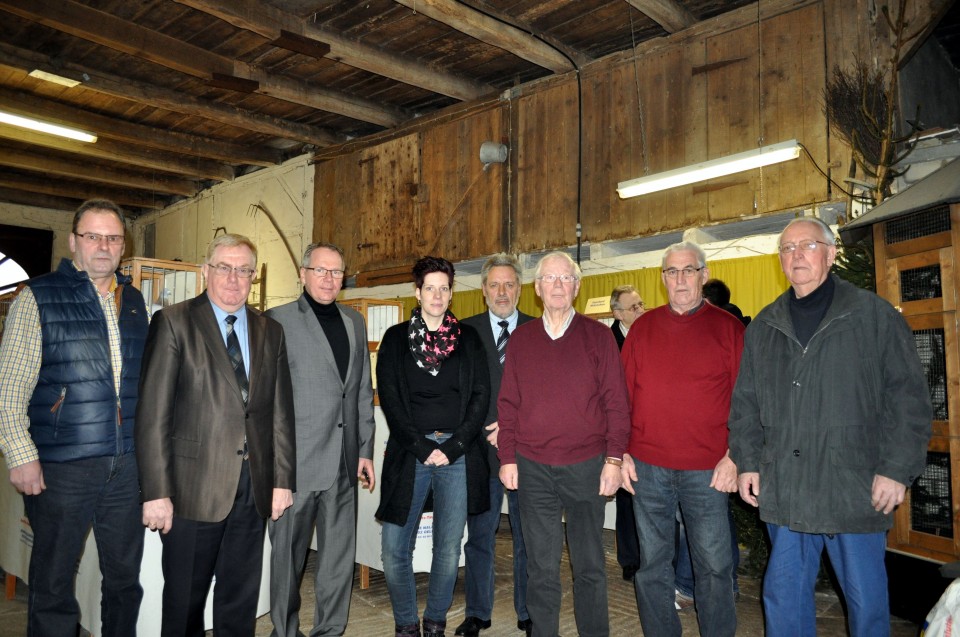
[463,477,529,622]
[675,502,740,598]
[23,453,144,637]
[764,525,889,637]
[631,460,736,637]
[382,434,468,626]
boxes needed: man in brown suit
[136,233,297,637]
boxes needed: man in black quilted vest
[0,199,149,637]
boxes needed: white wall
[131,154,315,309]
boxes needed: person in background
[729,217,932,637]
[266,242,376,637]
[620,241,742,637]
[608,284,645,581]
[457,253,535,637]
[136,233,297,636]
[0,199,148,636]
[498,251,631,637]
[376,256,491,637]
[702,278,750,327]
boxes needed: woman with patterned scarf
[376,255,492,637]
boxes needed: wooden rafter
[174,0,491,101]
[0,172,167,210]
[0,0,407,128]
[392,0,575,73]
[624,0,697,33]
[0,43,339,145]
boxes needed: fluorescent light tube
[0,110,97,143]
[28,69,81,88]
[617,139,800,198]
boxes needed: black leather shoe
[395,622,420,637]
[454,616,491,636]
[424,618,447,637]
[517,618,533,635]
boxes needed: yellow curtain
[394,253,789,322]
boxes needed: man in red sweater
[498,251,631,637]
[620,241,744,637]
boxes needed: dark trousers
[516,452,609,637]
[615,487,640,569]
[24,452,144,637]
[159,460,265,637]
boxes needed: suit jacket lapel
[340,304,356,385]
[245,306,265,401]
[298,296,347,389]
[194,295,245,405]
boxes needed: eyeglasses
[625,302,644,312]
[662,267,703,279]
[304,267,344,279]
[74,232,124,245]
[779,240,831,255]
[208,263,256,278]
[537,274,578,284]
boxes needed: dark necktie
[225,315,249,404]
[496,320,510,366]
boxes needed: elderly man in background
[137,233,296,636]
[0,199,148,636]
[266,242,376,637]
[620,241,743,637]
[498,251,631,637]
[458,253,535,637]
[608,284,644,581]
[729,217,932,637]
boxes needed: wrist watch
[604,457,623,467]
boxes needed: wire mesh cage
[911,452,953,538]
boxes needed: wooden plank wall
[313,0,946,280]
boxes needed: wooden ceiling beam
[0,125,235,182]
[392,0,574,73]
[0,0,406,128]
[0,42,339,145]
[0,88,282,168]
[174,0,491,101]
[0,186,89,213]
[0,172,167,210]
[624,0,697,33]
[0,145,199,197]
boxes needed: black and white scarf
[408,307,461,376]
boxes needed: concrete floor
[0,519,922,636]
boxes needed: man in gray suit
[266,242,376,637]
[457,253,535,637]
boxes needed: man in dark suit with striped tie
[136,233,296,636]
[457,254,535,637]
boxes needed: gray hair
[779,217,834,245]
[610,284,638,311]
[661,241,706,269]
[302,242,345,269]
[206,233,258,266]
[534,251,582,280]
[480,253,522,286]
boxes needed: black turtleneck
[789,275,835,349]
[303,293,349,382]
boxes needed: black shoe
[396,622,420,637]
[622,564,639,580]
[517,618,532,635]
[424,618,447,637]
[454,616,491,636]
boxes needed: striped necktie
[496,320,510,366]
[225,315,249,404]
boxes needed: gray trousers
[517,452,609,637]
[269,456,357,637]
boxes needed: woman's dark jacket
[375,320,491,525]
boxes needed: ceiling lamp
[28,69,81,88]
[617,139,801,198]
[0,110,97,143]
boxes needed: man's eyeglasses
[208,263,256,278]
[779,240,831,255]
[624,303,644,312]
[537,274,578,284]
[662,267,703,279]
[74,232,124,245]
[303,267,345,279]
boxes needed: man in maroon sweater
[620,241,743,637]
[498,251,631,637]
